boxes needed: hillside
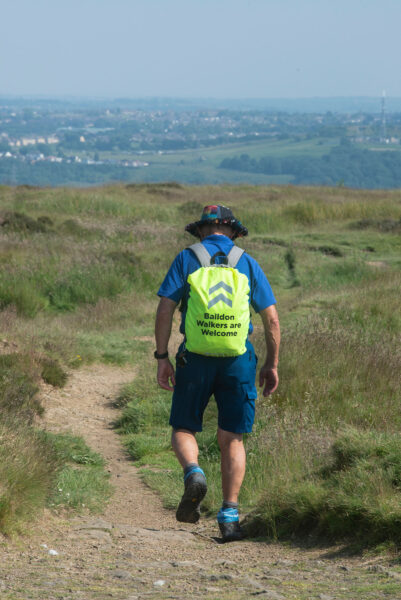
[0,184,401,593]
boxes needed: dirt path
[0,365,399,600]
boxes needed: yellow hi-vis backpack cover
[185,243,250,356]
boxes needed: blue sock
[217,505,239,523]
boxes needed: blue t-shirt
[157,234,276,335]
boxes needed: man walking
[154,205,280,542]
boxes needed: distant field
[95,136,401,186]
[92,137,339,185]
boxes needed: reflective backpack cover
[185,243,250,357]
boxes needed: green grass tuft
[50,466,112,512]
[114,402,146,434]
[44,432,112,512]
[41,358,68,387]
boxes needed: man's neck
[200,232,233,241]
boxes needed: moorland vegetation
[0,183,400,551]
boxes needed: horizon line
[1,94,400,101]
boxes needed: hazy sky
[2,0,400,98]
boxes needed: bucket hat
[185,205,248,239]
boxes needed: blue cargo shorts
[169,339,258,434]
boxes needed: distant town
[1,97,401,188]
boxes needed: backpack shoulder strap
[227,245,245,268]
[188,243,212,267]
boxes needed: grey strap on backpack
[226,246,245,268]
[189,243,212,267]
[189,243,244,268]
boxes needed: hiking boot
[217,507,243,542]
[176,468,207,523]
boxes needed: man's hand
[155,297,177,391]
[259,364,279,397]
[157,358,176,391]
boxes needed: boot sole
[176,479,207,523]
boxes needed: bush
[37,215,53,226]
[0,211,49,233]
[0,354,42,422]
[41,358,68,388]
[0,279,48,317]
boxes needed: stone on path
[74,518,113,531]
[111,569,132,580]
[114,525,196,546]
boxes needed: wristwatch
[154,350,169,359]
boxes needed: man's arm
[155,296,178,391]
[258,304,280,397]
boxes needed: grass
[44,432,113,512]
[0,354,57,533]
[246,427,401,548]
[0,352,111,534]
[1,182,401,548]
[0,420,58,534]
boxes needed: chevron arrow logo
[208,281,233,308]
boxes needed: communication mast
[381,90,387,142]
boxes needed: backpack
[185,243,250,357]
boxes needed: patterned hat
[185,205,248,239]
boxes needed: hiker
[154,205,280,542]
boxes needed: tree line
[219,143,401,189]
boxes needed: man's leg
[169,348,214,523]
[214,342,257,541]
[172,428,207,523]
[171,428,199,467]
[217,428,246,503]
[216,428,247,542]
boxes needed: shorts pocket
[242,384,257,400]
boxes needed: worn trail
[0,366,396,600]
